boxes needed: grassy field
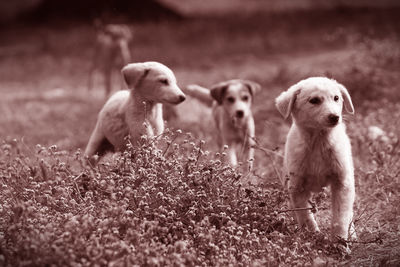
[1,7,400,266]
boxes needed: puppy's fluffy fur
[185,79,260,170]
[85,61,185,163]
[275,77,356,239]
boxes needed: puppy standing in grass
[85,61,186,164]
[185,79,260,170]
[275,77,356,239]
[88,23,133,97]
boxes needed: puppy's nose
[236,110,244,118]
[177,95,186,103]
[328,114,339,125]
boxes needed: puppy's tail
[183,84,214,107]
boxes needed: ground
[0,7,400,266]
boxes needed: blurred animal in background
[85,61,186,164]
[184,79,261,171]
[88,21,133,97]
[275,77,356,240]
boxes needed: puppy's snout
[178,94,186,103]
[236,110,244,118]
[328,114,340,126]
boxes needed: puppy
[88,23,133,97]
[85,61,186,163]
[185,79,261,170]
[275,77,356,239]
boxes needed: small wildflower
[175,240,187,252]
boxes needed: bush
[338,37,400,107]
[0,130,353,266]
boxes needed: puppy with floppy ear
[275,77,356,240]
[210,79,260,105]
[185,79,261,171]
[85,61,186,164]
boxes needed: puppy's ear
[275,84,301,119]
[210,82,228,105]
[121,63,150,88]
[241,80,261,97]
[339,84,355,114]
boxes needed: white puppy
[185,79,260,170]
[275,77,356,239]
[85,61,186,163]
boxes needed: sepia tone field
[1,7,400,266]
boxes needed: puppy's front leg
[246,119,255,171]
[288,177,319,232]
[331,178,356,239]
[242,141,254,171]
[247,146,254,171]
[227,146,238,167]
[153,117,164,136]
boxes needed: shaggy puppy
[85,61,186,163]
[275,77,356,239]
[185,79,260,170]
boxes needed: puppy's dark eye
[309,97,321,105]
[227,97,235,103]
[242,96,249,101]
[334,95,339,102]
[159,79,169,85]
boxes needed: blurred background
[1,0,400,23]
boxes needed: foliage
[0,130,358,266]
